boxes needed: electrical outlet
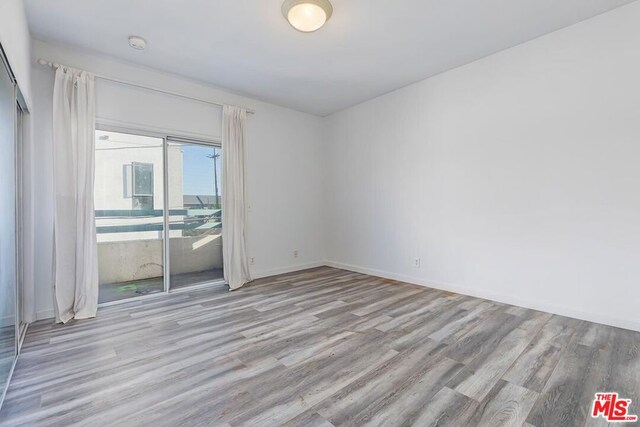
[293,250,299,258]
[249,257,255,265]
[413,258,420,268]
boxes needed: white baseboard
[33,260,637,332]
[32,263,326,322]
[251,261,326,280]
[325,260,640,333]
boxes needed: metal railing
[95,208,221,234]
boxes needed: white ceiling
[25,0,636,116]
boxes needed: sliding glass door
[95,130,165,303]
[95,130,223,303]
[167,139,223,289]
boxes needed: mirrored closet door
[0,49,17,401]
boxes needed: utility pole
[207,151,221,208]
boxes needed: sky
[181,144,221,197]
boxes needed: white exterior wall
[94,131,183,242]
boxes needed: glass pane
[133,195,153,211]
[133,162,153,196]
[167,141,223,289]
[95,130,165,303]
[0,62,17,393]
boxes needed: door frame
[165,136,223,292]
[0,41,29,410]
[95,122,225,308]
[15,101,27,346]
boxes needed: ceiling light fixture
[128,36,147,50]
[282,0,333,33]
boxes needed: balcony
[95,208,223,303]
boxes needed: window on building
[132,162,154,210]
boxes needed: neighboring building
[93,130,223,285]
[94,130,183,242]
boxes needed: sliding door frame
[95,122,225,307]
[0,42,29,410]
[15,101,27,347]
[165,136,224,293]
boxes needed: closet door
[0,54,17,397]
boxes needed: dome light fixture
[282,0,333,33]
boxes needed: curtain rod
[37,58,255,114]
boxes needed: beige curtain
[52,66,98,322]
[222,105,252,290]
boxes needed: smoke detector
[128,36,147,50]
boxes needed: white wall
[30,3,640,331]
[324,1,640,332]
[31,40,325,319]
[0,0,32,109]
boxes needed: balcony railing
[95,209,221,233]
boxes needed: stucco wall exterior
[97,235,222,285]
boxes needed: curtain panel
[52,66,98,322]
[222,105,252,290]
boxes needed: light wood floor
[0,267,638,426]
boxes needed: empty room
[0,0,639,425]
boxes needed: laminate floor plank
[526,343,606,427]
[466,380,538,427]
[0,266,637,427]
[502,315,578,393]
[411,387,478,427]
